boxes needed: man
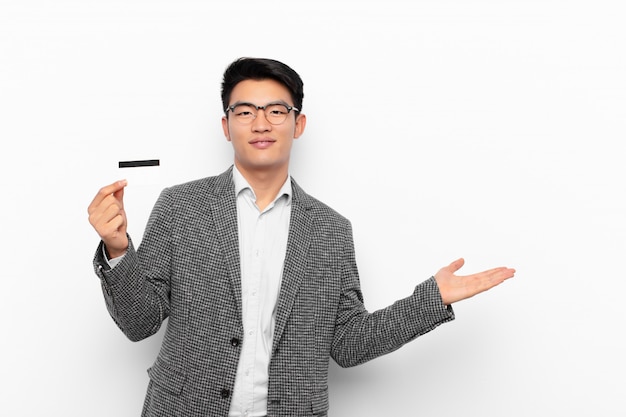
[88,57,515,417]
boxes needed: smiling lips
[249,138,276,149]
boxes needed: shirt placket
[241,210,266,417]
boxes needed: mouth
[249,138,276,149]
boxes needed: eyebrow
[230,100,292,107]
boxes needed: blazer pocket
[311,387,329,416]
[147,357,187,396]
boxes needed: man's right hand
[88,180,129,259]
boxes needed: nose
[251,108,272,132]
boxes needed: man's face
[222,79,306,175]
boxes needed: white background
[1,1,625,416]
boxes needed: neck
[235,162,288,211]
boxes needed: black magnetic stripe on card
[118,159,160,168]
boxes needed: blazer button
[230,337,240,347]
[221,388,231,399]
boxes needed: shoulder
[161,167,234,201]
[291,177,352,230]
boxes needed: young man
[88,57,515,417]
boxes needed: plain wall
[1,1,624,415]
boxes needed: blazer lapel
[209,167,243,319]
[272,179,314,354]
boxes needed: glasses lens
[232,104,257,123]
[264,104,289,125]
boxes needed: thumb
[113,180,126,206]
[447,258,465,273]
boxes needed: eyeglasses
[225,102,300,125]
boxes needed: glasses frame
[225,101,300,125]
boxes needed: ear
[293,113,306,139]
[221,116,231,141]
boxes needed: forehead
[229,79,292,105]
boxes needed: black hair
[221,57,304,114]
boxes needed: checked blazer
[93,166,455,417]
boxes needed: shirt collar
[232,165,292,206]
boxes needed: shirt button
[230,337,240,347]
[220,388,230,399]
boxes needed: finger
[102,200,125,223]
[476,267,516,289]
[482,266,516,280]
[476,266,509,277]
[494,267,516,281]
[98,212,126,237]
[89,195,125,230]
[88,180,128,214]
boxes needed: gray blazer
[94,167,454,417]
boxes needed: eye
[233,104,256,118]
[267,104,288,116]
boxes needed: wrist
[105,245,128,260]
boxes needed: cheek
[226,126,247,144]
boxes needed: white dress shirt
[228,166,291,417]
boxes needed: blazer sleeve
[330,222,455,368]
[93,188,174,342]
